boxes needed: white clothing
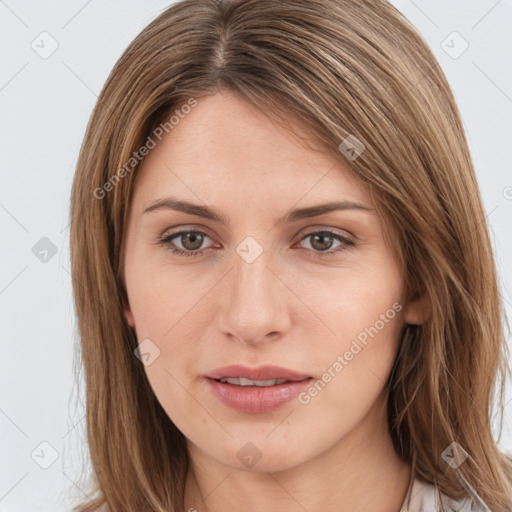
[399,478,488,511]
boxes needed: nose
[216,244,292,346]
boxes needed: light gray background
[1,1,511,510]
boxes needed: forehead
[132,91,372,212]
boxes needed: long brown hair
[69,0,512,510]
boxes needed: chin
[207,437,311,474]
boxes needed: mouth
[209,376,312,387]
[204,364,313,383]
[203,365,314,413]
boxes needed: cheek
[125,258,207,336]
[294,262,404,404]
[296,303,403,433]
[124,263,209,392]
[296,259,404,346]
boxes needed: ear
[124,302,136,328]
[403,289,432,325]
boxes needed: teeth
[219,377,289,386]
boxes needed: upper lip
[205,365,312,382]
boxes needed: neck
[183,394,411,512]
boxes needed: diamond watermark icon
[134,338,161,366]
[441,441,469,469]
[32,237,58,263]
[237,442,262,468]
[236,236,263,264]
[31,31,59,59]
[31,441,59,469]
[338,134,365,161]
[441,31,469,59]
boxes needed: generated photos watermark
[298,301,403,405]
[93,97,198,199]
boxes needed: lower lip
[205,377,313,413]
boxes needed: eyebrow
[142,196,374,224]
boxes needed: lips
[206,377,312,413]
[203,364,313,413]
[204,364,312,382]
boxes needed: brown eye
[298,230,354,255]
[178,232,205,251]
[310,232,335,251]
[159,230,214,257]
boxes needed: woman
[69,0,512,510]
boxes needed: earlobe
[124,305,136,328]
[403,290,432,325]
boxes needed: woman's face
[123,90,423,472]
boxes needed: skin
[123,90,430,512]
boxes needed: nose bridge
[233,243,272,303]
[217,236,290,343]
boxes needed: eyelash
[157,228,355,259]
